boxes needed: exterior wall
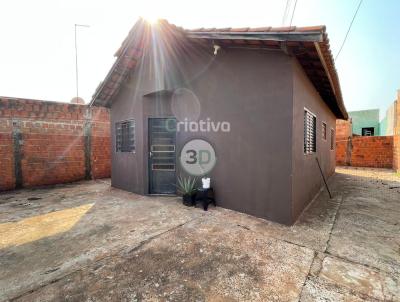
[91,108,111,178]
[348,109,380,136]
[291,59,337,221]
[0,97,110,190]
[379,116,388,136]
[336,127,394,169]
[394,92,400,172]
[0,119,14,190]
[335,119,352,166]
[111,46,295,224]
[336,119,352,140]
[336,91,399,170]
[350,136,393,168]
[395,134,400,172]
[380,102,395,136]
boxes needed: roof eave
[186,31,324,42]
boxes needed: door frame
[147,117,177,195]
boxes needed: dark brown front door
[148,118,176,194]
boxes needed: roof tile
[250,27,272,32]
[269,26,296,32]
[229,27,250,32]
[91,19,347,119]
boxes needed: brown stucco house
[90,19,348,225]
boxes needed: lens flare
[141,12,160,24]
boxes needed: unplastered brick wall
[335,138,348,166]
[350,136,393,168]
[0,97,110,191]
[336,119,352,140]
[335,119,352,166]
[395,135,400,172]
[91,108,111,179]
[0,119,14,189]
[336,119,394,169]
[393,95,400,172]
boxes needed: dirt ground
[0,167,399,301]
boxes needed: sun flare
[140,12,160,24]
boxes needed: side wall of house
[0,98,110,190]
[291,59,337,221]
[110,46,295,224]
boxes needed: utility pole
[74,24,90,100]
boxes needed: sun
[140,11,160,24]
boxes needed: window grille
[116,120,135,152]
[304,109,316,154]
[322,122,327,140]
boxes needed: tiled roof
[186,25,325,32]
[91,19,347,120]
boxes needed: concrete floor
[0,167,399,302]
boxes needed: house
[90,19,348,225]
[380,102,397,136]
[348,109,380,136]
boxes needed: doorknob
[149,151,153,158]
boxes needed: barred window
[322,122,327,140]
[116,120,135,152]
[330,128,335,150]
[304,109,316,154]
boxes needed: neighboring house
[348,109,380,136]
[91,19,348,225]
[380,102,396,136]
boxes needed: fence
[0,97,110,191]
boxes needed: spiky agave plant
[176,175,198,196]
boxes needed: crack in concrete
[297,250,318,302]
[125,216,201,256]
[324,192,345,253]
[295,178,398,302]
[295,182,346,302]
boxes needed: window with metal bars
[330,128,335,150]
[304,109,316,154]
[116,120,135,152]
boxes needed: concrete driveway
[0,167,399,301]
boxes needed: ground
[0,167,399,302]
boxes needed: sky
[0,0,399,120]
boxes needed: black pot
[182,193,196,206]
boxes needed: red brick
[0,97,111,190]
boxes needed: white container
[202,178,210,189]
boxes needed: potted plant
[176,175,198,206]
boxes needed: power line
[282,0,291,26]
[74,24,90,100]
[335,0,363,61]
[289,0,298,27]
